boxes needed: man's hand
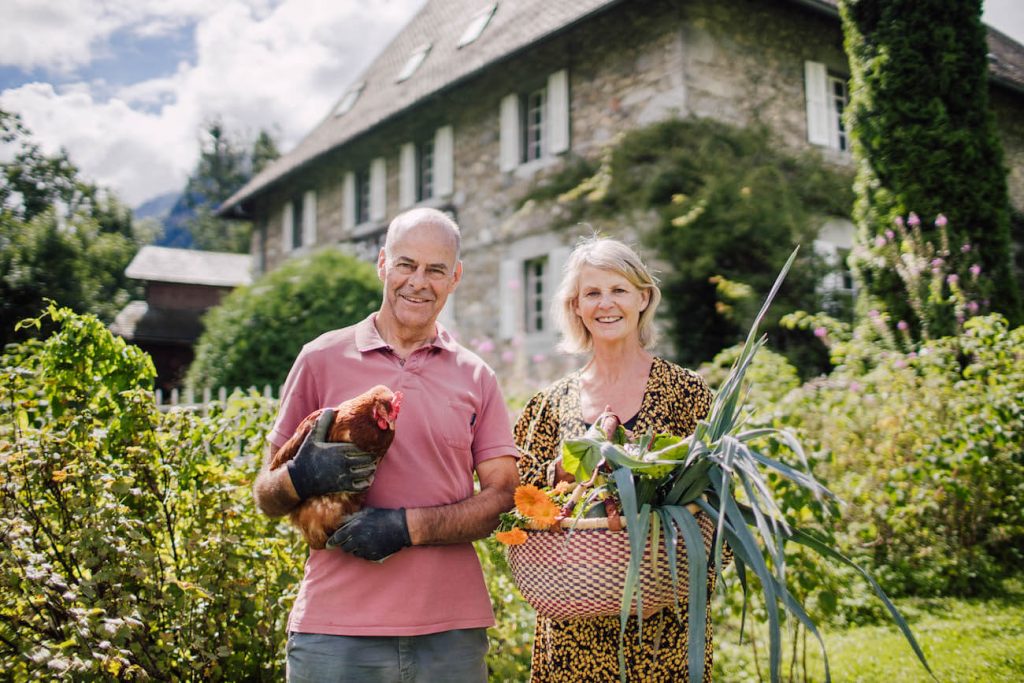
[328,508,411,561]
[286,409,377,500]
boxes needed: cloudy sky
[1,0,1021,210]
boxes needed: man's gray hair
[384,207,462,261]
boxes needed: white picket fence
[154,384,282,413]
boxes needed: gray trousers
[285,629,489,682]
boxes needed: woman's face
[573,265,650,347]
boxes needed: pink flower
[908,351,918,359]
[476,338,496,353]
[897,320,909,331]
[935,214,948,227]
[961,243,972,253]
[894,358,907,369]
[930,258,944,268]
[908,212,920,227]
[894,216,905,229]
[507,278,521,290]
[967,301,979,315]
[868,309,880,319]
[969,264,981,278]
[874,236,887,248]
[501,350,515,363]
[813,326,828,339]
[531,353,547,364]
[849,381,862,393]
[885,229,895,240]
[947,274,959,286]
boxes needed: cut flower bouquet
[496,249,935,683]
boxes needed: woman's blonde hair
[553,235,661,354]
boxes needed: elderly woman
[514,236,719,682]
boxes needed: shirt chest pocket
[443,399,476,451]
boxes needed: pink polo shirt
[268,313,516,636]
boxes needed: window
[399,126,454,208]
[815,219,856,316]
[291,199,303,250]
[829,75,849,152]
[498,242,570,341]
[499,69,570,171]
[805,61,849,152]
[418,138,434,201]
[333,82,365,117]
[523,256,547,333]
[524,88,545,162]
[356,170,370,225]
[397,44,431,83]
[280,191,316,253]
[458,3,497,48]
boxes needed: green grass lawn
[713,580,1024,682]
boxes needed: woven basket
[506,504,713,621]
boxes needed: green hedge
[187,248,381,391]
[1,305,302,680]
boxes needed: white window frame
[805,60,849,152]
[499,68,569,171]
[499,239,570,342]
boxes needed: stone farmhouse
[220,0,1024,384]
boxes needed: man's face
[377,221,462,333]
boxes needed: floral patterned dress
[514,357,719,683]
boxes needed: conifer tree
[840,0,1021,331]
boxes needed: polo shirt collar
[354,313,458,354]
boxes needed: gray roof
[221,0,1024,214]
[125,246,253,287]
[221,0,622,213]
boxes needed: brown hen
[269,385,403,549]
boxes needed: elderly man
[253,207,519,682]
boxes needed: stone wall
[249,0,1024,388]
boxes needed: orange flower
[514,484,560,529]
[495,528,528,545]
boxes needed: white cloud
[1,0,425,207]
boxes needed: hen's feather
[270,385,402,548]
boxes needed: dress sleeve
[513,390,558,487]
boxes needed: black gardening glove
[327,507,411,562]
[287,409,377,500]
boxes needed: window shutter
[546,246,571,308]
[804,61,830,147]
[498,257,518,339]
[547,69,570,155]
[343,172,356,230]
[438,293,456,331]
[499,93,521,171]
[302,190,317,246]
[434,125,454,198]
[281,201,294,253]
[370,156,387,221]
[399,143,416,208]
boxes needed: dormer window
[397,43,431,83]
[333,82,365,117]
[458,3,497,48]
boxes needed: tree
[186,248,381,390]
[529,118,855,375]
[840,0,1022,333]
[182,122,279,253]
[0,109,141,347]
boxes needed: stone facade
[242,0,1024,391]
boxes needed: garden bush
[0,305,302,680]
[186,248,381,391]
